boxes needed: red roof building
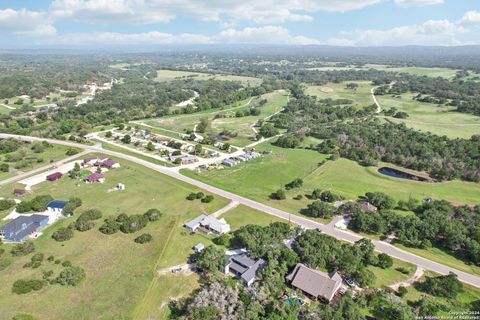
[13,188,26,196]
[46,172,63,181]
[85,172,105,183]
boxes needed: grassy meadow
[155,69,262,86]
[306,81,373,108]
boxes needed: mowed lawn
[306,81,374,108]
[155,69,262,86]
[378,93,480,139]
[0,156,230,320]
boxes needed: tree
[354,268,376,288]
[12,279,45,294]
[197,246,228,273]
[134,233,152,244]
[270,189,286,200]
[304,201,335,218]
[190,306,220,320]
[144,208,162,221]
[146,141,155,151]
[52,228,74,242]
[119,214,149,233]
[55,266,86,286]
[418,273,463,298]
[121,134,131,144]
[105,131,112,138]
[11,242,35,257]
[259,123,279,138]
[201,195,214,203]
[365,192,396,210]
[376,253,393,269]
[99,218,120,235]
[285,178,303,190]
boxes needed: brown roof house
[101,159,120,169]
[286,264,343,302]
[13,189,27,197]
[85,172,105,184]
[46,172,63,181]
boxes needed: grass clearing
[368,258,416,288]
[155,69,262,86]
[378,92,480,139]
[306,81,373,108]
[0,155,229,320]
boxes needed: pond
[378,167,431,182]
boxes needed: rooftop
[47,200,68,209]
[286,264,342,301]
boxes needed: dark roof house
[101,159,119,169]
[47,200,68,213]
[85,172,105,183]
[286,263,343,302]
[46,172,63,181]
[0,214,49,242]
[225,254,266,287]
[13,188,26,196]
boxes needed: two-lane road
[1,133,480,288]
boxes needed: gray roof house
[0,214,49,242]
[184,215,230,234]
[225,254,266,287]
[286,263,343,302]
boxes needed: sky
[1,0,480,48]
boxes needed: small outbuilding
[46,172,63,181]
[13,188,27,197]
[117,183,125,190]
[194,243,205,253]
[47,200,69,215]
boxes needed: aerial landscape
[1,1,480,319]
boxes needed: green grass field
[0,156,230,320]
[155,69,262,86]
[306,82,374,108]
[0,143,79,181]
[367,258,417,288]
[378,93,480,139]
[308,64,460,79]
[142,90,288,147]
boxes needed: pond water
[378,167,430,182]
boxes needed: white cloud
[333,18,470,46]
[0,8,56,36]
[395,0,443,7]
[48,26,320,46]
[49,0,382,25]
[459,10,480,26]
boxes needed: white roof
[185,215,230,234]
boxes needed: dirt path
[210,200,239,218]
[389,267,425,290]
[0,103,16,110]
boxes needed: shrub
[201,195,214,203]
[418,273,463,298]
[116,213,129,222]
[12,313,37,320]
[214,234,231,247]
[397,286,408,297]
[99,219,120,235]
[11,242,35,257]
[120,214,149,233]
[134,233,153,244]
[186,193,196,201]
[74,220,95,232]
[12,279,45,294]
[0,257,12,271]
[270,189,286,200]
[55,266,86,286]
[144,209,162,221]
[0,199,16,211]
[396,267,410,275]
[47,255,54,262]
[62,197,82,216]
[62,260,72,267]
[77,209,102,222]
[376,253,393,269]
[52,228,74,242]
[285,178,303,190]
[196,192,204,199]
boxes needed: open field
[378,93,480,139]
[155,69,262,86]
[142,90,288,147]
[306,81,373,108]
[0,155,230,320]
[0,142,77,181]
[308,64,460,79]
[367,258,417,288]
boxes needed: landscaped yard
[0,156,230,320]
[367,258,417,288]
[377,92,480,139]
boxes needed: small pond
[378,167,431,182]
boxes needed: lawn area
[377,92,480,139]
[402,272,480,314]
[367,258,417,288]
[0,141,80,181]
[394,244,480,277]
[97,140,174,167]
[306,81,374,108]
[155,69,261,86]
[0,156,230,320]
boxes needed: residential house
[184,215,231,234]
[358,201,378,213]
[95,157,109,166]
[0,214,49,242]
[194,243,205,253]
[102,159,120,169]
[82,157,98,167]
[46,172,63,181]
[47,200,69,215]
[85,172,105,183]
[286,263,343,302]
[225,254,266,287]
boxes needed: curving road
[1,133,480,288]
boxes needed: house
[225,254,266,287]
[194,243,205,253]
[0,214,49,242]
[222,159,236,167]
[358,201,378,213]
[13,188,26,197]
[82,157,98,166]
[102,159,120,169]
[95,157,109,166]
[47,200,69,214]
[85,172,105,183]
[184,215,231,234]
[170,154,198,165]
[46,172,63,181]
[286,264,343,302]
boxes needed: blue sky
[1,0,479,48]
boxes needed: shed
[13,189,27,196]
[47,200,68,214]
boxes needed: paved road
[2,133,480,288]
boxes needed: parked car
[345,278,355,287]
